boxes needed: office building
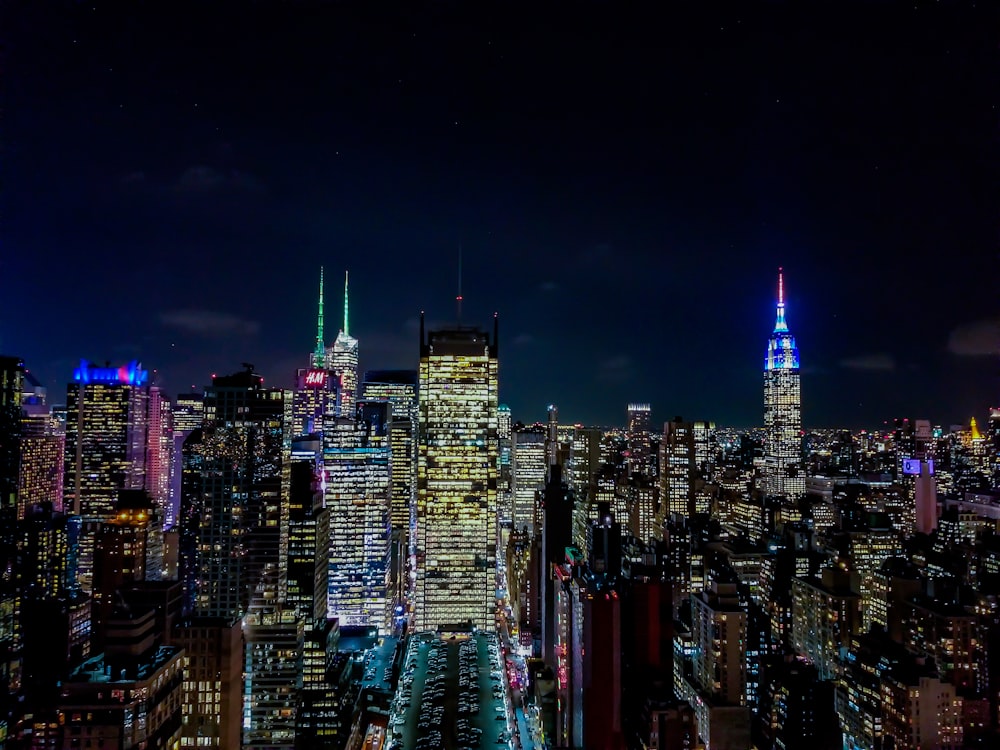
[324,412,392,631]
[791,567,862,680]
[0,355,23,750]
[627,403,652,478]
[415,315,499,632]
[762,270,804,500]
[146,385,173,525]
[498,404,513,527]
[19,403,65,519]
[92,490,163,652]
[192,366,288,621]
[64,360,151,517]
[325,271,358,417]
[660,417,696,521]
[361,370,418,536]
[58,608,184,750]
[64,360,152,597]
[169,392,203,529]
[512,426,546,534]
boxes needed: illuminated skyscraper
[64,360,151,517]
[415,314,499,632]
[361,370,418,535]
[325,271,358,418]
[312,266,327,369]
[145,385,173,525]
[659,417,695,521]
[169,391,202,531]
[92,490,163,652]
[627,403,652,478]
[762,269,804,500]
[64,360,151,594]
[293,269,340,439]
[19,397,65,519]
[512,426,546,534]
[498,404,513,527]
[323,412,391,631]
[192,366,288,621]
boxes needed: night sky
[2,2,997,429]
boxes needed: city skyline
[3,2,996,429]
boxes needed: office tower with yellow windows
[512,426,546,534]
[63,360,151,595]
[361,370,418,535]
[415,314,499,632]
[762,269,804,501]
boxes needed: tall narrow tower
[762,269,804,500]
[326,271,359,417]
[416,313,499,632]
[312,267,325,369]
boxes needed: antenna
[456,245,463,324]
[777,266,784,306]
[313,267,325,367]
[343,270,350,337]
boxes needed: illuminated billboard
[303,369,328,387]
[902,458,934,476]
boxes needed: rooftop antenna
[343,270,350,337]
[456,245,463,325]
[312,267,325,368]
[773,266,789,333]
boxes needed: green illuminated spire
[312,267,325,368]
[343,269,350,337]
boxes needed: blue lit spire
[773,267,788,333]
[764,267,799,371]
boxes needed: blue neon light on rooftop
[73,359,149,385]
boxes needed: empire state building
[762,268,804,500]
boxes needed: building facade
[762,270,804,501]
[415,316,499,632]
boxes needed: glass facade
[415,320,499,633]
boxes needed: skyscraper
[293,268,340,439]
[64,360,151,517]
[415,314,499,632]
[0,355,23,746]
[64,360,151,594]
[360,370,419,535]
[312,266,327,370]
[192,366,288,621]
[762,269,804,500]
[627,403,652,478]
[145,385,173,526]
[19,399,65,518]
[325,271,358,418]
[512,426,546,534]
[323,411,392,631]
[659,417,696,521]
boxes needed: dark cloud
[839,353,896,371]
[159,310,260,337]
[947,318,1000,357]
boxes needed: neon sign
[73,360,149,385]
[303,369,328,387]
